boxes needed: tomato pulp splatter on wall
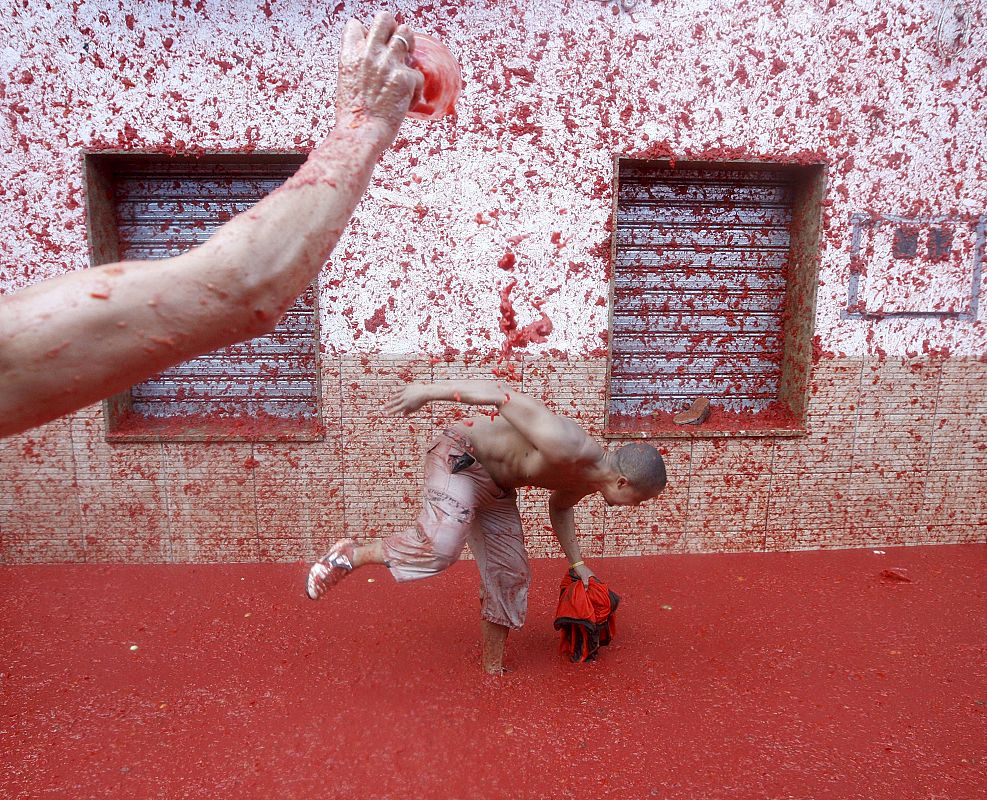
[498,278,553,359]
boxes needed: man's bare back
[448,412,602,493]
[385,379,655,507]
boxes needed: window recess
[605,159,826,438]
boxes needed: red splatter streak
[363,304,389,334]
[498,279,554,358]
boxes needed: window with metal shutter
[84,154,322,441]
[606,159,824,436]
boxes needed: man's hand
[384,383,433,416]
[573,562,596,588]
[337,12,424,141]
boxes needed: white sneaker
[306,539,356,600]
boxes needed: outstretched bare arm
[386,380,601,464]
[0,13,424,439]
[384,380,506,414]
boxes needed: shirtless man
[306,380,667,674]
[0,12,423,439]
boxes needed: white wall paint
[2,0,984,358]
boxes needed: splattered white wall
[3,0,984,359]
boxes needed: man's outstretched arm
[385,380,602,464]
[0,13,423,439]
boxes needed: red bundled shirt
[553,569,621,663]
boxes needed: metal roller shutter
[609,161,794,418]
[110,157,319,421]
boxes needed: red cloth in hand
[553,569,620,663]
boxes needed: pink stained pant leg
[465,499,529,630]
[381,430,531,629]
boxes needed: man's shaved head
[615,442,667,494]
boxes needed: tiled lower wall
[1,356,984,563]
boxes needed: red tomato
[406,33,461,121]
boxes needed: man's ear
[615,475,629,489]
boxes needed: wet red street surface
[2,545,985,799]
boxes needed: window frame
[603,157,827,439]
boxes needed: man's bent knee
[387,550,459,582]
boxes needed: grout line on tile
[158,441,173,562]
[68,413,88,563]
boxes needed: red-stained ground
[2,545,985,799]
